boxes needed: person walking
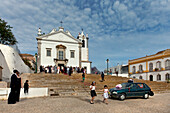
[16,72,22,102]
[90,81,97,104]
[101,72,105,81]
[24,80,29,94]
[82,70,85,82]
[8,70,19,104]
[69,66,72,76]
[103,85,109,104]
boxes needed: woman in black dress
[16,72,22,102]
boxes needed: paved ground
[0,93,170,113]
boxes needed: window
[132,66,136,74]
[139,76,143,79]
[149,63,153,71]
[156,61,161,70]
[165,60,170,70]
[70,50,75,58]
[46,48,51,56]
[139,65,143,72]
[157,74,161,81]
[59,51,63,60]
[165,73,170,80]
[82,40,85,47]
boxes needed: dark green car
[109,83,154,101]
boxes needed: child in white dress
[103,85,109,104]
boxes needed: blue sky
[0,0,170,71]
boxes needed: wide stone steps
[20,73,170,96]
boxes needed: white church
[36,26,92,74]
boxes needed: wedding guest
[16,72,22,102]
[8,70,19,104]
[24,80,29,94]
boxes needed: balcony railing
[165,66,170,70]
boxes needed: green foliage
[0,18,17,45]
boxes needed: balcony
[137,70,143,73]
[165,66,170,70]
[54,58,68,62]
[155,67,163,71]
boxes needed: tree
[0,18,17,45]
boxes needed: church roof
[36,28,81,44]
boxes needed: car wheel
[119,94,126,101]
[143,93,149,99]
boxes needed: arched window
[139,65,143,72]
[139,76,143,79]
[165,73,170,80]
[149,63,153,72]
[82,40,85,47]
[165,60,170,70]
[156,61,161,70]
[157,74,161,81]
[132,66,136,74]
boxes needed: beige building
[129,49,170,81]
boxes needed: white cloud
[0,0,170,70]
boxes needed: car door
[126,83,138,97]
[135,83,145,96]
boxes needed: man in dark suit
[8,70,19,104]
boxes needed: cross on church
[60,21,63,27]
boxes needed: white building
[129,49,170,81]
[36,27,92,74]
[104,64,129,77]
[0,44,32,82]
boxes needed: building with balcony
[129,49,170,81]
[36,27,92,74]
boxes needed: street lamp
[106,59,109,75]
[35,53,38,73]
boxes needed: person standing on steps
[90,81,97,104]
[16,72,22,102]
[24,80,29,94]
[101,72,105,81]
[82,69,85,82]
[8,70,19,104]
[69,66,72,76]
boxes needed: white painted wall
[0,88,48,100]
[40,40,80,67]
[0,50,11,81]
[81,48,88,61]
[81,62,91,74]
[129,62,146,73]
[111,74,129,78]
[0,44,33,82]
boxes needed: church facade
[36,27,92,74]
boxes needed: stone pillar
[37,41,41,73]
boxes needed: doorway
[150,75,153,81]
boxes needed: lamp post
[106,59,109,75]
[35,53,37,73]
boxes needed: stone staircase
[21,73,170,97]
